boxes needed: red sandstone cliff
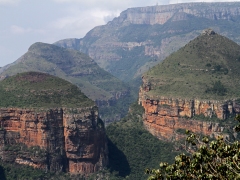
[139,79,240,141]
[0,107,108,175]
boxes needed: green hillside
[0,42,135,123]
[0,72,93,108]
[0,42,128,102]
[144,30,240,100]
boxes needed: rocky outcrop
[114,3,240,25]
[139,82,239,141]
[0,107,108,175]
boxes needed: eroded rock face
[139,84,239,141]
[0,107,108,175]
[117,3,240,25]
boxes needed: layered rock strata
[139,85,239,141]
[117,3,240,25]
[0,107,108,175]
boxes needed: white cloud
[50,6,121,39]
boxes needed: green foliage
[0,161,72,180]
[205,80,227,96]
[106,102,178,180]
[100,85,138,125]
[175,128,187,134]
[146,115,240,180]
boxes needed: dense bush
[205,80,227,96]
[146,115,240,180]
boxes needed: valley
[0,2,240,180]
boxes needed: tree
[146,115,240,180]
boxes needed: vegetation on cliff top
[0,72,94,108]
[144,31,240,100]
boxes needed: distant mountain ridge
[55,2,240,81]
[0,42,133,123]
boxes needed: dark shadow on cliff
[107,137,131,177]
[0,164,6,180]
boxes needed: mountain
[139,29,240,141]
[0,72,108,176]
[55,2,240,82]
[0,42,134,123]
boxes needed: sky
[0,0,239,67]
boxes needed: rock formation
[138,31,240,141]
[0,107,108,175]
[0,72,108,175]
[115,3,240,25]
[139,87,239,141]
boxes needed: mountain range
[55,2,240,81]
[1,2,240,179]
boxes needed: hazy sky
[0,0,239,67]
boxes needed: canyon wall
[139,82,240,141]
[0,107,108,175]
[117,3,240,25]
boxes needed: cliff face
[139,77,240,141]
[0,107,108,175]
[55,2,240,82]
[115,3,240,25]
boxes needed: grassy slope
[1,42,128,101]
[0,72,94,108]
[144,32,240,100]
